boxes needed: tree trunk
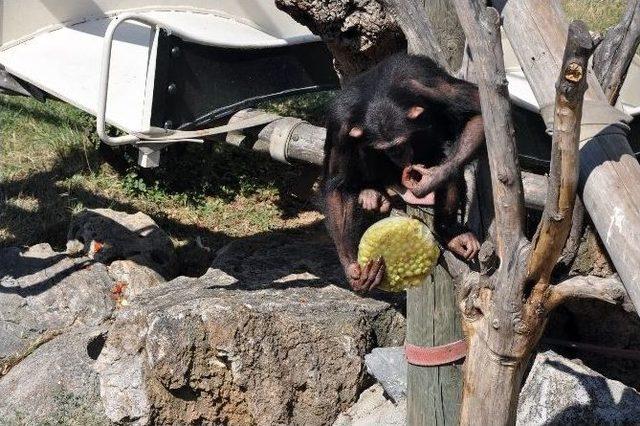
[274,0,405,80]
[459,334,530,425]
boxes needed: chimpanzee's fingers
[472,240,481,257]
[380,196,391,213]
[365,258,384,290]
[370,260,386,291]
[362,261,373,280]
[464,244,474,260]
[347,263,361,280]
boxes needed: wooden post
[404,206,463,426]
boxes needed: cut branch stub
[526,20,594,285]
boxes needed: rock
[333,384,406,426]
[547,297,640,389]
[0,326,110,425]
[108,259,166,299]
[0,243,115,361]
[67,209,177,278]
[210,232,345,289]
[517,350,640,425]
[364,346,407,403]
[95,269,406,425]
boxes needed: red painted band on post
[404,340,467,366]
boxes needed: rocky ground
[1,208,639,425]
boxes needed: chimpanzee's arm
[404,78,484,197]
[323,120,385,292]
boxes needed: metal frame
[98,13,203,146]
[97,13,332,149]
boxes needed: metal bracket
[97,15,281,149]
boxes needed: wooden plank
[405,207,462,426]
[502,0,640,312]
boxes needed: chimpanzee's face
[349,99,426,168]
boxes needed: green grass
[563,0,627,32]
[0,93,328,275]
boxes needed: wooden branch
[502,0,640,313]
[592,0,640,105]
[558,197,585,267]
[526,21,595,284]
[452,2,525,260]
[521,171,547,209]
[380,0,452,70]
[546,275,627,311]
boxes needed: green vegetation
[0,92,327,274]
[563,0,627,32]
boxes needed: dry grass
[563,0,627,32]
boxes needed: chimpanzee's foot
[358,189,391,213]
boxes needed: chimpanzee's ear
[349,126,364,138]
[406,106,425,120]
[405,79,449,105]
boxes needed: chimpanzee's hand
[358,189,391,213]
[402,164,450,197]
[446,232,480,260]
[346,259,385,293]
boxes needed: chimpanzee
[323,53,485,293]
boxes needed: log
[381,0,461,71]
[400,206,462,426]
[501,0,640,313]
[225,109,553,211]
[226,109,325,166]
[592,0,640,105]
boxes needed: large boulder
[0,326,110,425]
[67,208,177,278]
[517,350,640,425]
[0,243,115,362]
[95,269,406,425]
[210,231,345,289]
[333,384,406,426]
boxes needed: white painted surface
[0,18,152,133]
[0,1,315,48]
[502,35,640,116]
[0,7,319,134]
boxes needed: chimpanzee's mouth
[401,165,424,188]
[398,165,436,205]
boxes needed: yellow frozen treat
[358,217,440,292]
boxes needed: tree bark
[380,0,464,71]
[274,0,405,81]
[592,0,640,105]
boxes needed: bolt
[492,318,500,329]
[171,46,181,58]
[167,83,177,95]
[292,134,299,142]
[164,120,173,129]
